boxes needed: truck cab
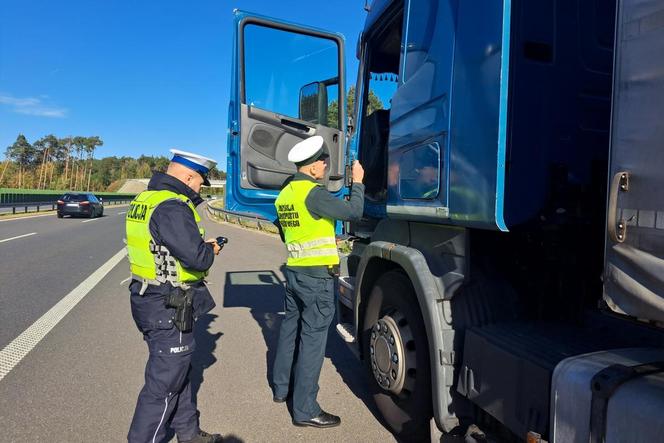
[226,1,664,441]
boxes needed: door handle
[607,171,629,243]
[281,118,315,135]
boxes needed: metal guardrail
[0,190,137,205]
[0,199,133,215]
[206,202,278,234]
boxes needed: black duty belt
[286,264,340,277]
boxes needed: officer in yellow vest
[126,149,223,443]
[272,135,365,428]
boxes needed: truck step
[337,276,355,309]
[336,322,356,343]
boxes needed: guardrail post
[37,205,40,212]
[24,205,28,213]
[12,206,15,214]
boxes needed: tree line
[326,86,384,129]
[2,134,225,192]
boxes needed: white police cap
[170,148,217,186]
[287,135,328,165]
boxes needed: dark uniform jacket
[129,172,216,335]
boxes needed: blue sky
[0,0,368,170]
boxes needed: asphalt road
[0,203,395,442]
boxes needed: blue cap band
[171,155,209,175]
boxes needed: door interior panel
[240,103,344,192]
[246,162,292,190]
[247,124,281,160]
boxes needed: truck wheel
[362,270,432,441]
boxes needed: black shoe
[293,410,341,428]
[178,430,223,443]
[273,394,287,403]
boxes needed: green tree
[58,137,74,189]
[34,134,59,189]
[33,137,47,188]
[84,136,103,190]
[327,86,383,129]
[43,134,59,189]
[71,136,87,189]
[5,134,35,188]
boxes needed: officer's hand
[206,239,221,255]
[352,160,365,184]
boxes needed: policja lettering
[126,202,148,221]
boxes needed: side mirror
[299,81,328,125]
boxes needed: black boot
[178,430,223,443]
[293,410,341,428]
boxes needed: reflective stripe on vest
[125,189,207,286]
[275,180,339,266]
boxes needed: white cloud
[0,94,67,118]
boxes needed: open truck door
[226,10,346,221]
[603,1,664,325]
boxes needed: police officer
[272,135,365,428]
[126,149,223,443]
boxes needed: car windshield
[62,194,88,202]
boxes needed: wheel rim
[369,312,416,396]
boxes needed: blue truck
[226,1,664,441]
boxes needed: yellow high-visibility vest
[126,190,208,286]
[275,180,338,266]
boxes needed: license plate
[66,203,78,207]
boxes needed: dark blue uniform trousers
[272,268,335,422]
[128,324,199,443]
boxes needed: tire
[99,208,103,217]
[362,270,432,442]
[57,213,63,218]
[89,208,95,218]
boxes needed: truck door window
[358,5,404,201]
[243,24,340,129]
[399,143,440,199]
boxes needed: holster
[165,287,194,332]
[327,264,340,277]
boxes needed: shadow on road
[222,269,386,428]
[190,313,224,404]
[163,313,234,443]
[223,269,286,389]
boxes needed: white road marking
[118,211,126,215]
[0,248,127,382]
[81,218,100,223]
[0,232,37,243]
[120,276,131,285]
